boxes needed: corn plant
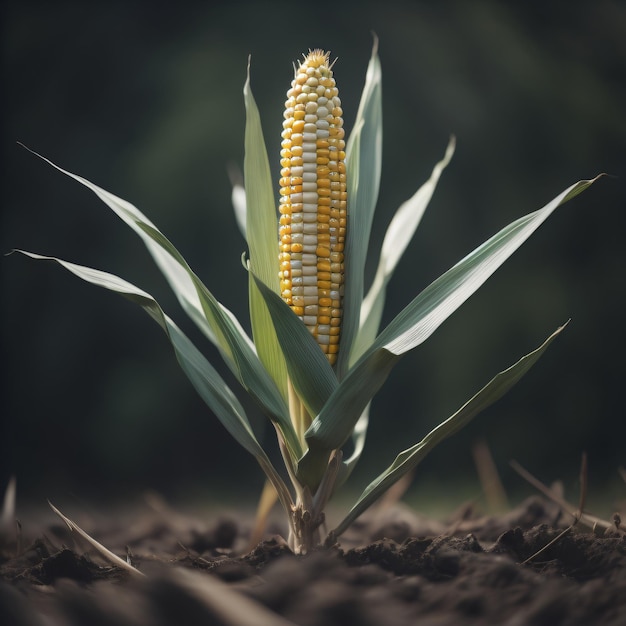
[16,43,598,554]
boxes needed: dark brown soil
[1,496,625,625]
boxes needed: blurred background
[2,1,625,516]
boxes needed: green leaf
[337,39,383,379]
[15,251,259,457]
[353,136,456,362]
[243,61,289,402]
[16,250,296,519]
[19,146,220,349]
[251,273,338,419]
[375,178,598,356]
[300,177,598,479]
[21,147,301,461]
[330,323,568,539]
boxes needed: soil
[1,495,625,625]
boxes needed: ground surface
[1,495,625,625]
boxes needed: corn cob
[278,50,347,365]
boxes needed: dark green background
[2,1,624,512]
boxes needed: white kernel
[302,151,317,163]
[317,334,330,345]
[331,272,343,284]
[303,286,317,296]
[303,275,317,286]
[303,123,317,133]
[305,305,318,315]
[303,212,317,222]
[305,101,318,114]
[290,192,303,203]
[302,253,317,265]
[316,106,329,118]
[303,172,316,182]
[316,119,329,130]
[291,166,303,177]
[317,97,328,107]
[302,182,317,192]
[330,290,341,300]
[317,324,330,335]
[303,162,317,172]
[303,296,317,305]
[303,315,317,326]
[292,285,303,296]
[317,129,330,139]
[304,114,317,123]
[303,133,317,142]
[303,223,317,234]
[302,265,317,275]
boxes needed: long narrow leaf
[19,145,221,349]
[377,178,598,356]
[15,251,295,516]
[16,251,260,455]
[300,177,598,476]
[337,39,383,379]
[353,136,456,362]
[330,323,568,538]
[243,62,289,402]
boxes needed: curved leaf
[251,273,338,419]
[353,136,456,362]
[330,323,568,538]
[377,178,598,356]
[243,62,289,402]
[337,39,383,378]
